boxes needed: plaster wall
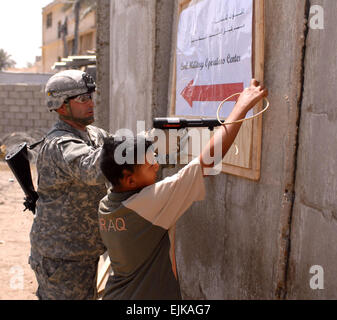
[107,0,174,135]
[166,0,308,299]
[95,0,111,132]
[108,0,156,135]
[286,0,337,300]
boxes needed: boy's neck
[113,185,139,193]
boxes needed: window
[67,39,75,55]
[80,33,93,54]
[46,13,52,28]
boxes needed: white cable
[216,92,270,125]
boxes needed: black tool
[153,117,222,131]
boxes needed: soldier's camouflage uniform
[29,120,109,300]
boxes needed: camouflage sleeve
[55,137,107,186]
[98,127,113,139]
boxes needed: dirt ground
[0,161,38,300]
[0,160,110,300]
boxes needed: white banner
[176,0,253,118]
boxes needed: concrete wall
[107,0,174,135]
[108,0,155,134]
[173,0,308,300]
[95,0,111,132]
[287,0,337,300]
[0,72,53,85]
[0,84,57,138]
[98,0,337,299]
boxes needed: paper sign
[176,0,253,118]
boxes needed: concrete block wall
[0,72,53,85]
[0,84,58,138]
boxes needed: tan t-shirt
[98,157,205,300]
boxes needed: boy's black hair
[100,136,153,186]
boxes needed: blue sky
[0,0,53,68]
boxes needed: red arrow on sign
[181,80,244,107]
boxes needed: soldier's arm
[55,138,107,185]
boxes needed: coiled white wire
[216,92,270,125]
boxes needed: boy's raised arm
[199,79,268,175]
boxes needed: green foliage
[0,49,16,71]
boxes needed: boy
[98,79,268,299]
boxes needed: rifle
[5,142,39,214]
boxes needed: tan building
[42,0,96,72]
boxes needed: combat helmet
[45,69,96,111]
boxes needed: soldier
[28,69,110,300]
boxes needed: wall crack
[276,0,311,300]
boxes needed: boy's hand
[200,79,268,175]
[235,79,268,114]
